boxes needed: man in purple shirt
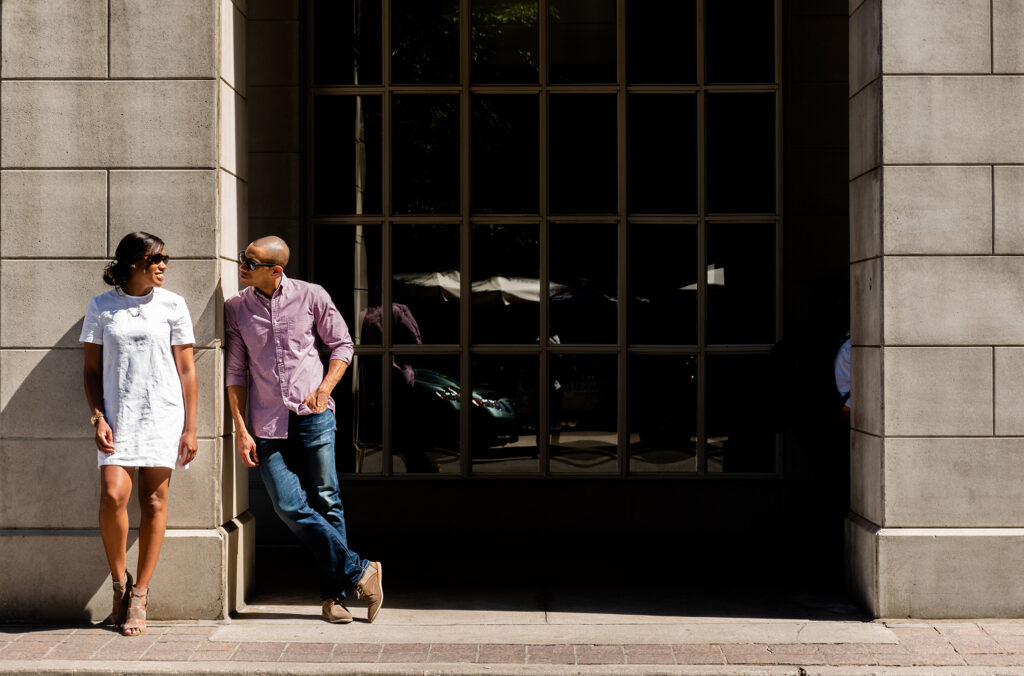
[225,236,383,624]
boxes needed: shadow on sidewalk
[240,545,869,624]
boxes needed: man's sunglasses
[146,253,171,265]
[238,251,279,271]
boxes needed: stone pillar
[847,0,1024,617]
[0,0,252,621]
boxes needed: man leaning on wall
[224,236,383,624]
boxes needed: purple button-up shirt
[225,274,354,439]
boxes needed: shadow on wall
[0,283,223,622]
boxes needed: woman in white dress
[80,232,198,636]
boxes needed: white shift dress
[79,287,196,469]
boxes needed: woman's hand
[178,431,199,466]
[95,418,115,454]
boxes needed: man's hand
[237,430,259,467]
[302,387,331,414]
[178,431,199,466]
[95,419,115,454]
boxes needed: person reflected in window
[81,231,198,636]
[360,302,439,473]
[225,236,383,624]
[834,330,851,419]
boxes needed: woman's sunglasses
[146,253,171,265]
[238,251,279,271]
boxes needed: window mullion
[696,0,707,477]
[538,0,551,477]
[460,0,472,477]
[616,0,628,478]
[381,0,394,476]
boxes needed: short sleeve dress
[79,287,196,469]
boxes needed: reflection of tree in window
[392,95,460,213]
[471,95,538,214]
[471,0,539,83]
[392,0,459,84]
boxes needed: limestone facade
[0,0,251,621]
[847,0,1024,617]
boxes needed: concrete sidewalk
[4,584,1024,674]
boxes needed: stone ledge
[851,524,1024,617]
[0,529,227,621]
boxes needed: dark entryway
[245,0,850,597]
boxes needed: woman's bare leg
[135,467,172,589]
[99,466,134,579]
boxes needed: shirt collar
[253,273,289,302]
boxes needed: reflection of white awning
[681,265,725,291]
[393,270,461,301]
[393,271,569,305]
[472,275,567,305]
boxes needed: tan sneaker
[355,561,383,623]
[321,598,353,624]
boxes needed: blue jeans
[256,410,368,600]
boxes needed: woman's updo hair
[103,231,165,287]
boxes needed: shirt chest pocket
[287,309,317,351]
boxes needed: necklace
[116,288,144,318]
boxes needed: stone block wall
[847,0,1024,617]
[0,0,251,621]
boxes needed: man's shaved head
[250,236,290,267]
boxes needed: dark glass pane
[550,223,617,344]
[549,95,617,214]
[706,354,776,473]
[706,93,775,214]
[628,94,697,214]
[549,0,616,83]
[706,0,775,84]
[471,355,539,473]
[313,95,382,216]
[628,355,697,473]
[392,0,459,84]
[471,0,539,83]
[339,355,383,473]
[471,95,539,214]
[626,0,696,84]
[392,224,460,345]
[312,224,382,345]
[392,95,460,214]
[392,354,461,473]
[627,225,697,345]
[471,224,539,343]
[549,354,617,473]
[706,223,776,344]
[312,0,382,85]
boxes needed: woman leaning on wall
[80,231,198,636]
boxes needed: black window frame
[306,0,783,479]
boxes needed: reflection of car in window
[410,368,519,450]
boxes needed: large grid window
[309,0,782,478]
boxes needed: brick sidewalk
[4,623,1024,668]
